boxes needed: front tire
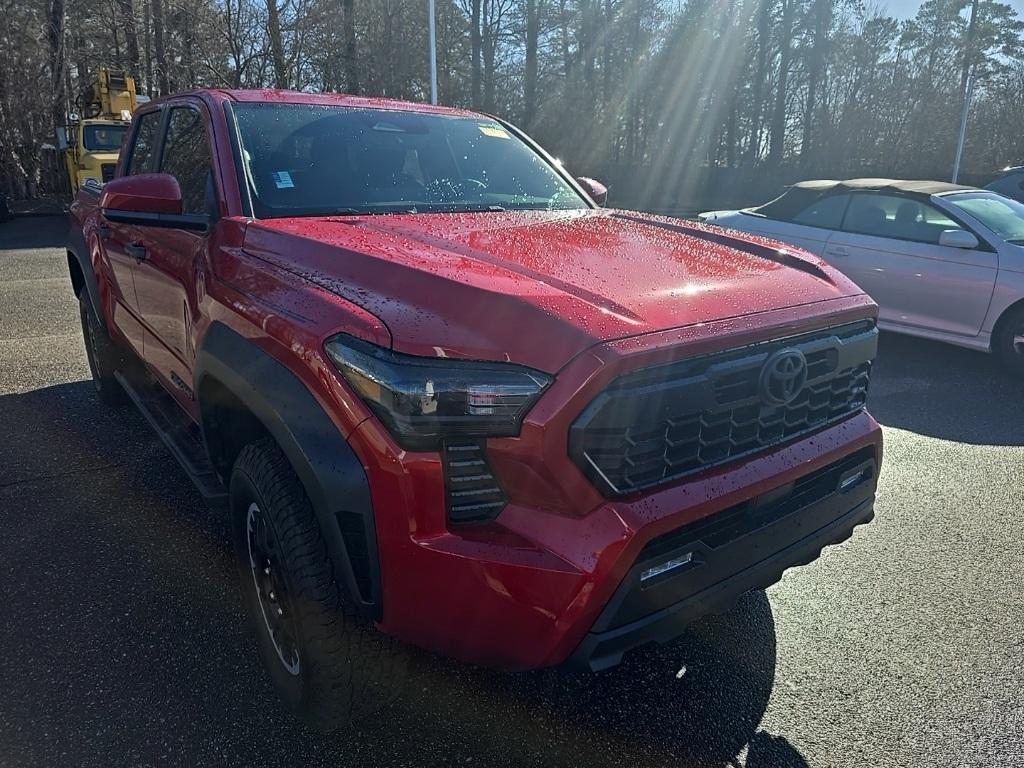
[78,294,127,405]
[230,438,408,732]
[994,305,1024,378]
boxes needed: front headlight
[325,334,552,450]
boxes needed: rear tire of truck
[995,305,1024,379]
[78,294,127,406]
[229,438,408,732]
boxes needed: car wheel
[995,305,1024,378]
[78,294,127,405]
[230,438,408,732]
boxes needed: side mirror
[576,176,608,207]
[938,229,979,249]
[100,173,208,231]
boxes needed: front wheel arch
[193,322,382,620]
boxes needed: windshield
[82,124,128,152]
[944,191,1024,242]
[231,104,588,217]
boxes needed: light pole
[952,0,980,183]
[428,0,438,105]
[951,73,974,184]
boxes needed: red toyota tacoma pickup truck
[67,89,882,730]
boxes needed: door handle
[96,223,111,239]
[125,243,147,261]
[826,245,849,257]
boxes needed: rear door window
[126,111,161,175]
[159,107,213,214]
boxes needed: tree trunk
[558,0,572,79]
[523,0,540,127]
[143,0,153,95]
[601,0,612,107]
[768,0,794,166]
[47,0,67,133]
[266,0,289,89]
[800,0,831,168]
[117,0,141,77]
[152,0,169,95]
[482,0,497,111]
[342,0,359,94]
[581,0,595,92]
[471,0,482,108]
[744,0,771,165]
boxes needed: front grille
[442,441,507,523]
[101,163,116,182]
[570,321,877,496]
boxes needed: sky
[882,0,1024,18]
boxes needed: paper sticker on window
[479,125,510,139]
[271,170,294,189]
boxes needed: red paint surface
[71,88,883,669]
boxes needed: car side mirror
[100,173,208,232]
[576,176,608,207]
[938,229,979,249]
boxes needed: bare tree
[266,0,289,88]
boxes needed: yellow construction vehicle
[60,68,138,193]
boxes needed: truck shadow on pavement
[0,380,808,767]
[868,332,1024,446]
[0,214,68,251]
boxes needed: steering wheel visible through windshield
[230,103,589,217]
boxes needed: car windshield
[231,104,588,217]
[82,124,128,151]
[944,191,1024,242]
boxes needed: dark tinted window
[83,125,129,152]
[126,112,161,175]
[841,193,962,244]
[231,104,587,217]
[160,107,212,214]
[793,194,849,229]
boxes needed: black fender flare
[66,215,106,329]
[194,321,381,619]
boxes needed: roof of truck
[147,88,483,119]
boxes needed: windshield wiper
[327,207,419,216]
[450,205,506,213]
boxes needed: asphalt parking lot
[1,215,1022,768]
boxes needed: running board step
[114,371,228,505]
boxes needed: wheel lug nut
[269,591,276,600]
[277,607,284,616]
[264,567,271,575]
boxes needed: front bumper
[359,409,882,671]
[567,447,876,671]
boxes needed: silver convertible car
[700,178,1024,376]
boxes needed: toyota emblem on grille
[759,348,808,406]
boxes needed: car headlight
[325,334,552,450]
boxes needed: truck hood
[242,209,865,372]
